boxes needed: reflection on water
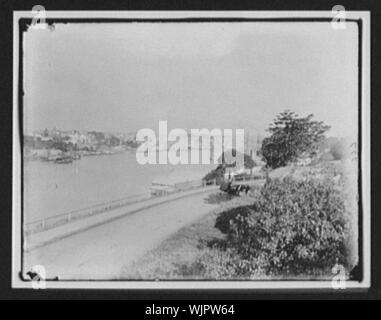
[23,151,215,222]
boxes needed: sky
[23,22,359,138]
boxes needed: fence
[25,178,219,235]
[24,192,152,235]
[24,175,261,235]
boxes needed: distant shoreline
[23,147,137,163]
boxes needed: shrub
[215,206,253,234]
[203,165,225,184]
[180,248,269,280]
[215,178,349,275]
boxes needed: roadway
[24,188,221,280]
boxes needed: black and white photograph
[11,10,371,291]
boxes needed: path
[24,179,264,280]
[24,189,221,280]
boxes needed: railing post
[41,219,45,230]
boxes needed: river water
[23,151,215,223]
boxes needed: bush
[195,249,262,279]
[215,206,252,234]
[203,165,225,184]
[215,178,348,275]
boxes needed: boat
[54,156,73,164]
[86,151,101,156]
[72,153,81,160]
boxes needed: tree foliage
[261,110,330,168]
[225,149,256,169]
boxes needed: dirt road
[24,189,222,280]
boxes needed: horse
[220,181,251,196]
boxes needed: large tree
[261,110,330,168]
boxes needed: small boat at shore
[54,156,73,164]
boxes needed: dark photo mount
[1,1,377,301]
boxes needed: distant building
[67,131,89,145]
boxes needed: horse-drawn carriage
[219,179,251,196]
[208,162,252,196]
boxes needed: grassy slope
[120,193,255,280]
[120,161,357,280]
